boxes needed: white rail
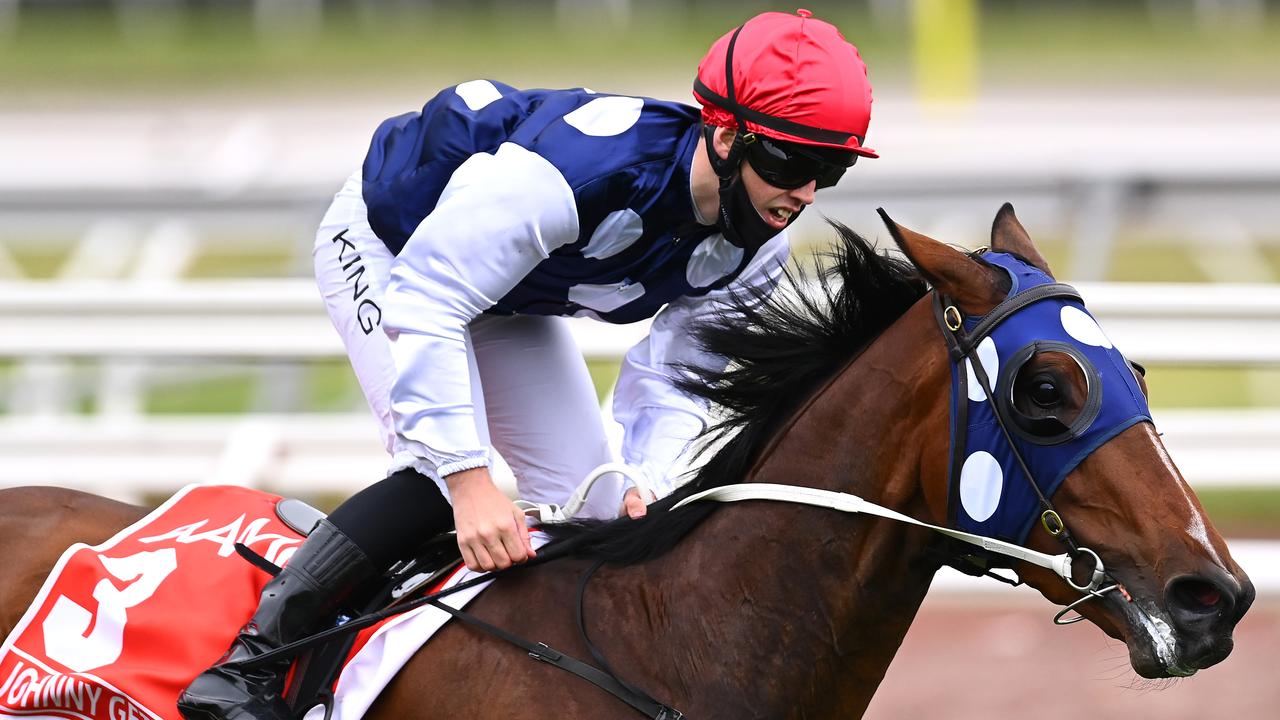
[3,279,1280,365]
[0,409,1274,499]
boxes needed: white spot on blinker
[965,337,999,402]
[1061,306,1113,348]
[959,451,1003,522]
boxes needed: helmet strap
[703,124,745,179]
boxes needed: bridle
[927,255,1128,623]
[674,249,1153,625]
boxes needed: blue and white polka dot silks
[361,80,741,324]
[949,252,1153,543]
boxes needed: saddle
[260,463,661,719]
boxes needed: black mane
[541,220,928,564]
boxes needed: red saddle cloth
[0,485,357,720]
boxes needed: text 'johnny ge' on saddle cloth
[0,484,495,720]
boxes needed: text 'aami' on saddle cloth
[0,484,490,720]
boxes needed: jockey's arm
[382,142,580,570]
[612,232,790,505]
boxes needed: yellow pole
[912,0,978,105]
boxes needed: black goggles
[742,134,855,190]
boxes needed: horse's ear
[877,208,1007,315]
[990,202,1053,276]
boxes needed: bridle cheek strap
[671,483,1106,592]
[934,285,1088,551]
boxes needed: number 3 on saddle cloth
[0,485,486,720]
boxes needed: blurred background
[0,0,1277,716]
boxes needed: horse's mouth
[1091,564,1253,679]
[1119,599,1197,678]
[1115,595,1236,678]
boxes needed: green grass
[110,357,1280,415]
[979,4,1280,91]
[145,370,259,414]
[303,360,367,412]
[0,3,798,98]
[1147,367,1280,408]
[587,359,622,405]
[1196,488,1280,538]
[141,361,365,414]
[1107,243,1217,283]
[187,244,307,279]
[1,237,308,280]
[5,244,72,280]
[3,3,1278,103]
[108,361,1280,416]
[136,359,619,414]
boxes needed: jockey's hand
[621,487,655,519]
[445,467,535,572]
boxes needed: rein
[670,483,1104,595]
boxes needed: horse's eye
[1002,347,1098,445]
[1030,379,1061,408]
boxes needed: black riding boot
[176,519,378,720]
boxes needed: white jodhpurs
[312,171,621,519]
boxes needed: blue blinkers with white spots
[947,252,1153,543]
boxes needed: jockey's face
[739,157,816,232]
[707,126,818,232]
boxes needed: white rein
[522,464,1103,594]
[671,483,1107,594]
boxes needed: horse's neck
[645,300,949,718]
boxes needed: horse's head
[881,204,1254,679]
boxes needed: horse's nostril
[1170,578,1226,615]
[1191,585,1221,608]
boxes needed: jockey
[178,9,876,719]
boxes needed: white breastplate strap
[671,483,1104,591]
[517,463,657,524]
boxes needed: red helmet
[693,9,878,158]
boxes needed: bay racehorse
[0,205,1254,718]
